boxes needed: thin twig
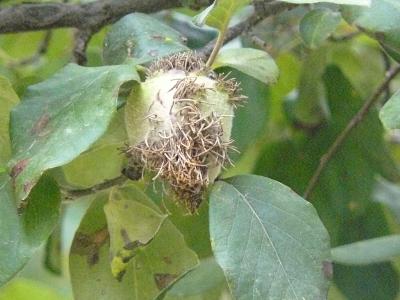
[382,51,393,104]
[62,174,127,201]
[250,34,272,52]
[329,31,361,42]
[8,30,52,67]
[72,28,94,65]
[303,65,400,199]
[199,1,295,59]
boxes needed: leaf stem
[62,174,127,201]
[303,64,400,199]
[206,31,225,68]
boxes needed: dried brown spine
[126,51,245,212]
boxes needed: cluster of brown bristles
[125,52,246,213]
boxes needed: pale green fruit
[124,53,241,211]
[125,69,234,149]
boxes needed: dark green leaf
[332,235,400,265]
[164,257,226,300]
[341,0,400,62]
[230,69,269,158]
[9,63,139,203]
[210,175,331,299]
[300,9,341,49]
[103,13,189,65]
[291,48,329,126]
[0,175,61,286]
[213,48,279,84]
[255,66,400,299]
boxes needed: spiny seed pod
[124,52,246,213]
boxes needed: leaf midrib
[230,184,299,299]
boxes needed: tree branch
[61,165,142,201]
[199,1,295,58]
[0,0,198,34]
[72,29,94,65]
[62,174,127,201]
[303,65,400,199]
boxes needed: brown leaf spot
[88,251,100,266]
[180,35,188,44]
[17,201,28,215]
[162,256,172,265]
[322,261,333,280]
[10,159,29,179]
[71,228,109,266]
[375,31,386,41]
[23,181,34,194]
[93,228,109,245]
[120,228,144,250]
[116,270,127,282]
[122,164,143,181]
[154,273,177,290]
[151,35,165,40]
[120,228,132,246]
[31,114,50,136]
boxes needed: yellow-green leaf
[213,48,279,85]
[104,186,168,280]
[0,76,19,165]
[193,0,250,32]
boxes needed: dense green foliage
[1,0,400,299]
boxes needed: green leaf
[209,175,331,299]
[290,48,329,126]
[62,145,125,188]
[9,63,139,203]
[164,257,226,300]
[332,235,400,265]
[0,174,61,286]
[0,278,68,300]
[0,76,19,165]
[341,0,400,62]
[44,221,62,275]
[279,0,370,5]
[228,68,269,160]
[213,48,279,85]
[373,177,400,224]
[300,9,341,49]
[327,40,386,99]
[104,186,168,280]
[151,192,213,258]
[379,89,400,129]
[62,109,127,188]
[193,0,250,32]
[70,185,199,300]
[255,66,400,299]
[103,13,189,65]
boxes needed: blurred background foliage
[1,1,400,299]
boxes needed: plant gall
[124,52,246,212]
